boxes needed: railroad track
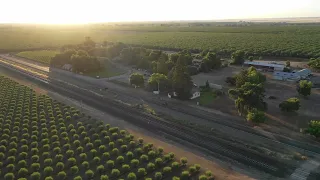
[1,57,320,156]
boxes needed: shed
[244,61,284,71]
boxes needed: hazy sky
[0,0,319,24]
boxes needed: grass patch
[16,50,59,64]
[199,91,217,105]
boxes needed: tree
[308,58,320,70]
[247,67,266,84]
[129,73,144,87]
[248,56,254,61]
[231,50,245,65]
[170,56,193,100]
[230,82,267,115]
[286,60,291,67]
[306,120,320,138]
[170,53,180,63]
[204,52,221,69]
[279,98,300,112]
[297,80,312,97]
[246,109,266,123]
[148,73,169,92]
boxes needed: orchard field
[0,76,212,180]
[16,50,59,64]
[1,24,320,58]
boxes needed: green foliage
[148,73,169,91]
[127,172,137,180]
[129,73,144,87]
[308,58,320,70]
[16,50,59,64]
[170,56,193,99]
[297,80,312,97]
[0,76,211,180]
[279,98,300,112]
[231,50,245,65]
[246,109,266,123]
[230,82,267,115]
[155,172,163,180]
[306,120,320,138]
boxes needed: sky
[0,0,319,24]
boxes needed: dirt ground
[191,64,320,141]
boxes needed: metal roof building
[244,61,285,71]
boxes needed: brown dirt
[127,129,255,180]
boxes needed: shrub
[189,166,196,174]
[306,120,320,138]
[127,172,137,180]
[131,159,139,168]
[18,160,27,168]
[181,171,189,179]
[163,166,172,175]
[57,171,67,179]
[111,169,120,177]
[199,175,208,180]
[126,152,133,160]
[44,176,53,180]
[44,158,53,166]
[122,164,130,172]
[68,158,77,166]
[82,161,90,169]
[246,109,266,123]
[154,172,163,180]
[100,175,109,180]
[97,165,105,174]
[73,176,82,180]
[102,152,110,160]
[71,166,79,174]
[4,173,15,180]
[107,160,114,169]
[137,168,146,177]
[155,158,163,166]
[205,170,213,177]
[56,162,64,171]
[18,168,28,177]
[55,154,63,161]
[140,154,149,162]
[44,166,53,175]
[93,156,101,164]
[147,162,156,172]
[30,172,41,180]
[116,156,124,164]
[279,98,300,112]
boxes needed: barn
[244,61,285,72]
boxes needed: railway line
[0,57,298,178]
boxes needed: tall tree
[157,57,169,75]
[170,56,193,100]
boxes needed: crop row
[1,25,320,58]
[0,76,213,180]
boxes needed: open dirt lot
[191,64,320,140]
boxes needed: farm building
[244,61,284,72]
[295,69,312,79]
[273,72,300,80]
[272,69,312,81]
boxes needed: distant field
[16,50,59,64]
[1,24,320,58]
